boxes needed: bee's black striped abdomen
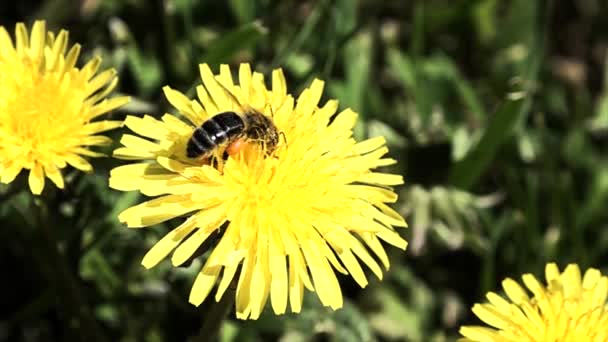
[215,111,245,136]
[186,128,213,158]
[186,111,245,158]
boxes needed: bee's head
[244,111,280,155]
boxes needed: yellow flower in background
[459,263,608,342]
[110,63,407,319]
[0,20,129,194]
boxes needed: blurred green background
[2,0,608,341]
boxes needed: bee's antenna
[280,131,288,145]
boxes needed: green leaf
[472,0,498,44]
[200,21,268,66]
[342,31,373,114]
[589,94,608,132]
[441,56,486,122]
[334,0,358,37]
[228,0,255,25]
[452,126,475,161]
[387,48,431,126]
[575,166,608,230]
[332,301,373,342]
[81,250,121,296]
[449,96,529,189]
[410,1,425,57]
[127,46,163,96]
[273,0,327,67]
[387,49,416,92]
[368,120,407,148]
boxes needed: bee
[186,82,281,161]
[186,109,279,159]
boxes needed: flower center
[0,64,87,162]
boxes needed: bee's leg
[218,150,226,172]
[263,140,275,157]
[262,139,268,155]
[195,153,212,166]
[209,149,226,172]
[209,155,218,169]
[252,138,270,156]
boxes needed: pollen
[226,139,247,156]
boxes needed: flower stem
[192,287,235,342]
[34,199,108,342]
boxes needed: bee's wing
[214,79,256,114]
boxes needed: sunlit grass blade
[449,96,529,189]
[201,22,268,67]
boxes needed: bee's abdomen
[187,111,245,158]
[215,111,245,137]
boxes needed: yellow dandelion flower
[110,63,407,319]
[459,263,608,342]
[0,20,129,194]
